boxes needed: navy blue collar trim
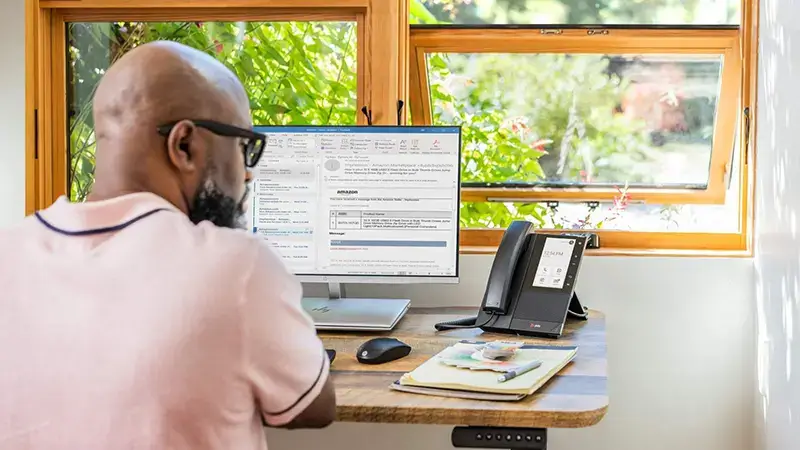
[34,208,170,236]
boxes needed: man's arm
[277,376,336,429]
[242,244,337,429]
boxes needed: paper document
[399,344,578,396]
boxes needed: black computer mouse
[356,337,411,365]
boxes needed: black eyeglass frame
[156,119,266,168]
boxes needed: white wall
[269,257,755,450]
[0,1,755,449]
[754,0,800,449]
[0,0,24,227]
[281,5,765,449]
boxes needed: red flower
[611,185,630,210]
[214,39,223,54]
[508,118,529,135]
[529,139,551,154]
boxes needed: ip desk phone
[436,221,590,338]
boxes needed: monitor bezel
[251,124,462,284]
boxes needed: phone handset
[481,220,532,314]
[434,221,533,331]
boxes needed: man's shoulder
[0,214,46,244]
[190,223,300,310]
[187,221,289,275]
[1,214,43,231]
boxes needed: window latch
[743,107,751,165]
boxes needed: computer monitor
[246,125,462,330]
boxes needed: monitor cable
[397,100,405,126]
[360,106,373,125]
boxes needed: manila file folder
[394,344,578,401]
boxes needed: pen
[497,360,542,383]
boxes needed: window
[27,0,757,254]
[27,0,405,211]
[411,0,740,25]
[67,20,358,201]
[409,0,756,253]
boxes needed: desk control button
[450,426,548,449]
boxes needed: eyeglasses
[156,119,266,168]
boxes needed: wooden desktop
[319,307,607,448]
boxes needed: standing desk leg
[451,427,547,449]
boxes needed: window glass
[460,197,739,232]
[459,138,741,233]
[427,52,723,189]
[67,21,358,201]
[410,0,740,25]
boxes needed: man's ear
[165,120,202,174]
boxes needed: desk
[320,307,608,449]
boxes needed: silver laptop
[301,297,411,331]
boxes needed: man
[0,41,335,449]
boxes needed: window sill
[459,246,752,258]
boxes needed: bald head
[88,40,254,228]
[93,40,248,131]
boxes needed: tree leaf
[261,104,291,115]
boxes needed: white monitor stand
[301,282,410,331]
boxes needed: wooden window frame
[410,28,740,206]
[408,3,758,255]
[26,0,406,213]
[25,0,759,256]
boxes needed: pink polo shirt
[0,193,329,449]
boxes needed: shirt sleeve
[240,241,330,427]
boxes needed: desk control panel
[452,426,547,450]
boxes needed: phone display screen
[531,237,576,290]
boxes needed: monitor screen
[247,125,461,281]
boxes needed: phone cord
[567,305,590,319]
[434,313,496,331]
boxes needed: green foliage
[67,21,357,201]
[409,0,440,24]
[66,1,714,233]
[411,0,656,229]
[426,52,549,228]
[426,54,648,228]
[428,54,547,184]
[433,53,651,185]
[412,0,737,25]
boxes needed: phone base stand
[434,292,588,335]
[566,292,589,321]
